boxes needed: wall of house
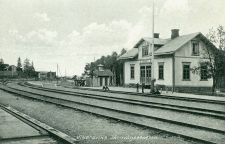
[154,57,173,86]
[91,76,110,87]
[174,39,213,88]
[92,77,99,86]
[124,37,213,92]
[0,71,18,77]
[124,57,173,87]
[138,41,152,60]
[124,60,140,85]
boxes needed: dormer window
[142,47,148,57]
[192,41,199,56]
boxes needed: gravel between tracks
[9,83,225,132]
[35,82,225,112]
[0,89,199,144]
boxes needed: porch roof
[93,69,113,76]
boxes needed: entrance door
[100,77,103,86]
[140,66,145,84]
[140,65,151,85]
[105,77,108,86]
[146,66,151,85]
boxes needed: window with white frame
[142,47,148,57]
[200,65,207,80]
[183,63,191,80]
[158,63,164,80]
[130,64,135,79]
[192,41,199,56]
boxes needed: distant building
[5,65,17,72]
[118,29,214,92]
[86,64,114,86]
[0,64,18,77]
[35,71,56,79]
[0,64,9,71]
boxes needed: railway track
[21,82,225,119]
[62,85,225,104]
[0,103,78,144]
[1,82,225,143]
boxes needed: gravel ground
[8,83,225,132]
[57,85,225,112]
[0,89,200,144]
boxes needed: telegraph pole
[57,64,58,84]
[150,3,155,93]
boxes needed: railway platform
[27,81,225,102]
[0,108,58,144]
[81,86,225,102]
[0,104,78,144]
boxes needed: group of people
[136,83,161,94]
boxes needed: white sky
[0,0,224,76]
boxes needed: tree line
[0,57,35,78]
[84,48,127,86]
[17,57,35,77]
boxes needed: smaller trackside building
[86,64,114,87]
[118,30,214,92]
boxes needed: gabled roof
[134,37,170,48]
[118,32,217,60]
[117,48,138,60]
[154,32,200,55]
[5,65,17,70]
[93,69,114,76]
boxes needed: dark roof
[154,32,200,55]
[117,48,138,60]
[93,69,113,76]
[119,32,210,59]
[133,37,170,48]
[36,71,56,73]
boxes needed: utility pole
[57,64,58,84]
[150,3,155,93]
[12,66,13,77]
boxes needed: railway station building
[118,29,215,93]
[86,64,114,87]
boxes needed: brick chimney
[171,29,179,39]
[154,33,159,38]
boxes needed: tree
[217,26,225,50]
[23,58,30,77]
[120,48,127,56]
[117,48,127,86]
[17,57,23,71]
[84,62,96,77]
[30,61,35,76]
[192,26,225,94]
[0,58,4,64]
[83,48,127,86]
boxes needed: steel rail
[0,84,223,144]
[62,85,225,104]
[18,82,225,119]
[0,104,78,144]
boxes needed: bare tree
[192,26,225,94]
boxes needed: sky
[0,0,224,76]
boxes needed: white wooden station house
[118,29,215,92]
